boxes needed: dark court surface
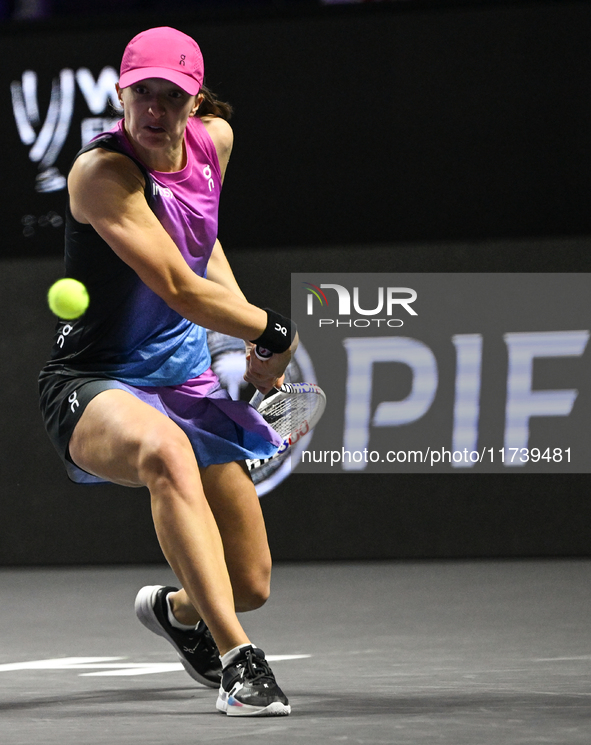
[1,560,590,744]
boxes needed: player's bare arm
[198,117,296,390]
[204,238,296,391]
[206,239,247,299]
[68,148,267,342]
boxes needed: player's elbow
[157,273,201,318]
[166,286,200,320]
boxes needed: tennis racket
[246,382,326,473]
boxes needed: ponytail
[197,85,233,121]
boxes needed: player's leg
[196,467,289,717]
[70,388,290,716]
[68,388,248,656]
[205,460,273,610]
[167,460,272,622]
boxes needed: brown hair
[197,85,233,121]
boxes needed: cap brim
[119,67,201,95]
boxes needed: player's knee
[241,582,270,611]
[137,424,194,487]
[235,564,272,611]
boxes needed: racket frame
[247,382,326,472]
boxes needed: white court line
[534,655,591,662]
[81,663,186,677]
[0,654,311,677]
[81,654,311,676]
[0,657,124,672]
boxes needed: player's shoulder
[199,116,233,178]
[69,146,145,193]
[200,116,233,156]
[200,115,233,144]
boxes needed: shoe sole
[134,585,219,689]
[216,691,291,717]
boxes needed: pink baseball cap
[119,26,204,95]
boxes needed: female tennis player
[39,26,296,717]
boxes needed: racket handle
[250,389,266,409]
[250,384,283,409]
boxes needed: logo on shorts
[68,390,80,413]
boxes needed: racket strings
[247,386,326,479]
[259,394,321,438]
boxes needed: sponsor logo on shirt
[203,165,214,192]
[153,183,173,199]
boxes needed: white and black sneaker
[134,585,221,688]
[216,645,291,717]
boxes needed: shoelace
[181,625,219,664]
[201,627,221,664]
[242,649,275,684]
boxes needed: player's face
[117,78,198,160]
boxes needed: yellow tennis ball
[47,278,89,320]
